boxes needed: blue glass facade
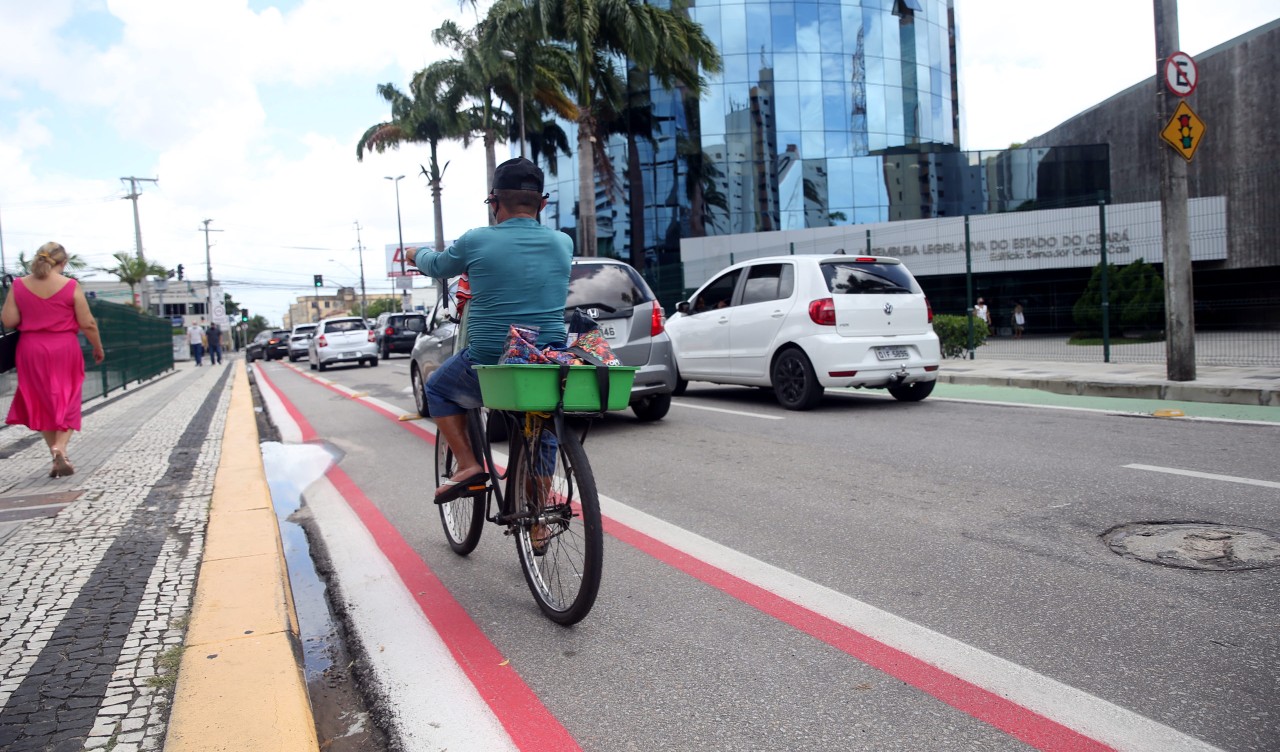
[540,0,961,265]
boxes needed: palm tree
[12,250,89,278]
[357,81,466,252]
[529,0,721,256]
[430,2,578,197]
[98,251,167,308]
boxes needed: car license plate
[599,324,617,340]
[341,351,356,359]
[875,346,909,361]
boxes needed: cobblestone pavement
[0,362,232,752]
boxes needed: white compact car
[287,323,317,362]
[666,254,941,410]
[308,316,378,372]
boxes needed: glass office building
[541,0,963,265]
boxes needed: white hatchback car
[307,316,378,372]
[666,254,940,410]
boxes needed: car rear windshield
[325,320,366,333]
[567,263,655,311]
[821,260,921,295]
[389,315,426,332]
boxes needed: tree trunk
[430,144,446,252]
[576,117,597,256]
[627,132,645,271]
[485,130,497,226]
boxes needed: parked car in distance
[409,258,677,422]
[287,323,318,362]
[246,329,289,363]
[373,312,427,359]
[665,254,940,410]
[308,316,377,372]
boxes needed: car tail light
[829,370,858,377]
[855,256,877,263]
[385,326,394,336]
[650,301,665,336]
[808,298,836,326]
[925,296,934,323]
[368,331,376,343]
[316,335,327,347]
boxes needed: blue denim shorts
[425,348,485,418]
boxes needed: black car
[374,312,427,359]
[246,329,289,362]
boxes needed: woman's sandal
[51,450,74,478]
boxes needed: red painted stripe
[600,518,1114,752]
[253,364,579,751]
[260,363,1113,751]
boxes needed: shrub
[933,314,987,358]
[1073,258,1165,334]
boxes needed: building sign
[1161,100,1205,161]
[679,197,1228,284]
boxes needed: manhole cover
[1103,522,1280,571]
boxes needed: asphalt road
[254,356,1279,752]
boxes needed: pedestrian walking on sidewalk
[973,297,991,335]
[206,321,223,364]
[1,241,106,478]
[1012,303,1026,339]
[187,319,206,365]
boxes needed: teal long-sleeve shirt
[413,218,572,365]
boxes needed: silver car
[410,258,677,422]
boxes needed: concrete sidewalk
[0,360,314,752]
[938,357,1280,406]
[0,353,1273,751]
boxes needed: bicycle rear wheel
[510,418,603,625]
[435,424,485,555]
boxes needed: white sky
[1,0,1275,324]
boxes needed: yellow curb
[165,361,318,752]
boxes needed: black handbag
[0,328,18,374]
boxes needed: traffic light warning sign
[1161,100,1205,161]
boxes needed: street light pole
[385,175,407,312]
[354,221,368,321]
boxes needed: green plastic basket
[473,364,638,412]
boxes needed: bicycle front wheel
[435,429,485,555]
[510,418,603,625]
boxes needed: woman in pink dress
[2,242,106,477]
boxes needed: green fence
[83,298,175,400]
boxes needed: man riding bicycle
[407,157,572,504]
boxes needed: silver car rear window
[821,261,920,295]
[568,263,655,310]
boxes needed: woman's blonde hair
[32,242,67,280]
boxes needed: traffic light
[240,310,248,323]
[313,274,323,288]
[177,264,184,280]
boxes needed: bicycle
[434,393,604,625]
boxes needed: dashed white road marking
[1125,463,1280,489]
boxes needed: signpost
[1163,51,1198,97]
[1161,100,1205,161]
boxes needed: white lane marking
[255,374,518,752]
[673,401,784,419]
[1125,464,1280,489]
[599,498,1223,752]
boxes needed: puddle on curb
[262,441,389,752]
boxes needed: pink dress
[5,278,86,432]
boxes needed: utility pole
[0,205,7,277]
[199,219,223,327]
[354,221,368,320]
[121,176,158,312]
[1154,0,1196,381]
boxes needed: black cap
[492,157,544,192]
